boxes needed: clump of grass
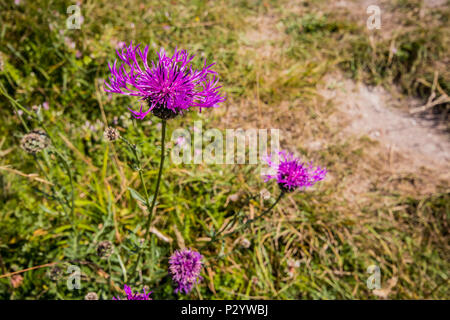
[343,27,448,100]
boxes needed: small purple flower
[264,150,327,193]
[169,248,203,294]
[113,284,152,300]
[104,43,225,120]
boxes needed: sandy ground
[320,75,450,172]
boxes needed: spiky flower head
[103,127,120,142]
[113,284,152,300]
[104,43,225,120]
[264,150,327,193]
[169,248,203,294]
[85,292,99,300]
[96,240,113,259]
[20,129,50,154]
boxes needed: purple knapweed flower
[104,42,225,120]
[112,284,152,300]
[264,150,327,193]
[169,248,203,294]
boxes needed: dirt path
[320,75,450,172]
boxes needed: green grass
[0,0,449,300]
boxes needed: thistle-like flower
[20,129,50,154]
[169,248,203,294]
[264,150,327,193]
[113,284,152,300]
[104,43,225,120]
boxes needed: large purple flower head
[264,150,327,193]
[104,42,226,120]
[112,284,152,300]
[169,248,203,294]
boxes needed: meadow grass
[0,0,448,299]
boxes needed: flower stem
[53,149,78,257]
[132,119,167,273]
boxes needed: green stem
[210,193,258,241]
[132,120,167,273]
[34,157,70,216]
[53,149,78,257]
[0,81,35,119]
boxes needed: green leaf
[128,187,146,204]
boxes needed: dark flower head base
[278,182,294,193]
[148,101,181,120]
[265,150,327,193]
[104,43,225,120]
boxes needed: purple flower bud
[169,248,203,294]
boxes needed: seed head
[20,129,50,154]
[48,266,63,281]
[240,238,251,249]
[97,240,113,258]
[85,292,99,300]
[260,189,271,200]
[103,127,120,142]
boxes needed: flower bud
[103,127,120,142]
[20,129,50,154]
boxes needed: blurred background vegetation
[0,0,448,299]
